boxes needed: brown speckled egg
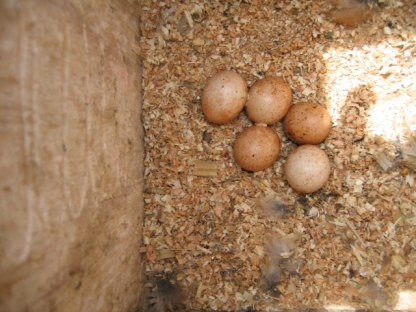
[233,126,281,172]
[283,102,332,144]
[246,76,292,125]
[201,70,247,124]
[284,145,331,193]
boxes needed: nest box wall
[0,0,144,311]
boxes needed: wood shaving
[193,160,217,178]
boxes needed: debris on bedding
[145,273,187,312]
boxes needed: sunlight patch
[322,42,415,143]
[395,290,416,310]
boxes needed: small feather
[264,233,298,262]
[262,258,281,292]
[279,258,305,275]
[146,274,186,312]
[258,194,292,220]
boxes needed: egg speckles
[201,71,247,124]
[283,102,331,144]
[284,145,331,193]
[246,76,292,125]
[233,126,281,172]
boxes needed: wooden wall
[0,1,144,311]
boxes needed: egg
[201,70,247,124]
[284,145,331,193]
[246,76,292,125]
[283,102,332,144]
[233,126,281,172]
